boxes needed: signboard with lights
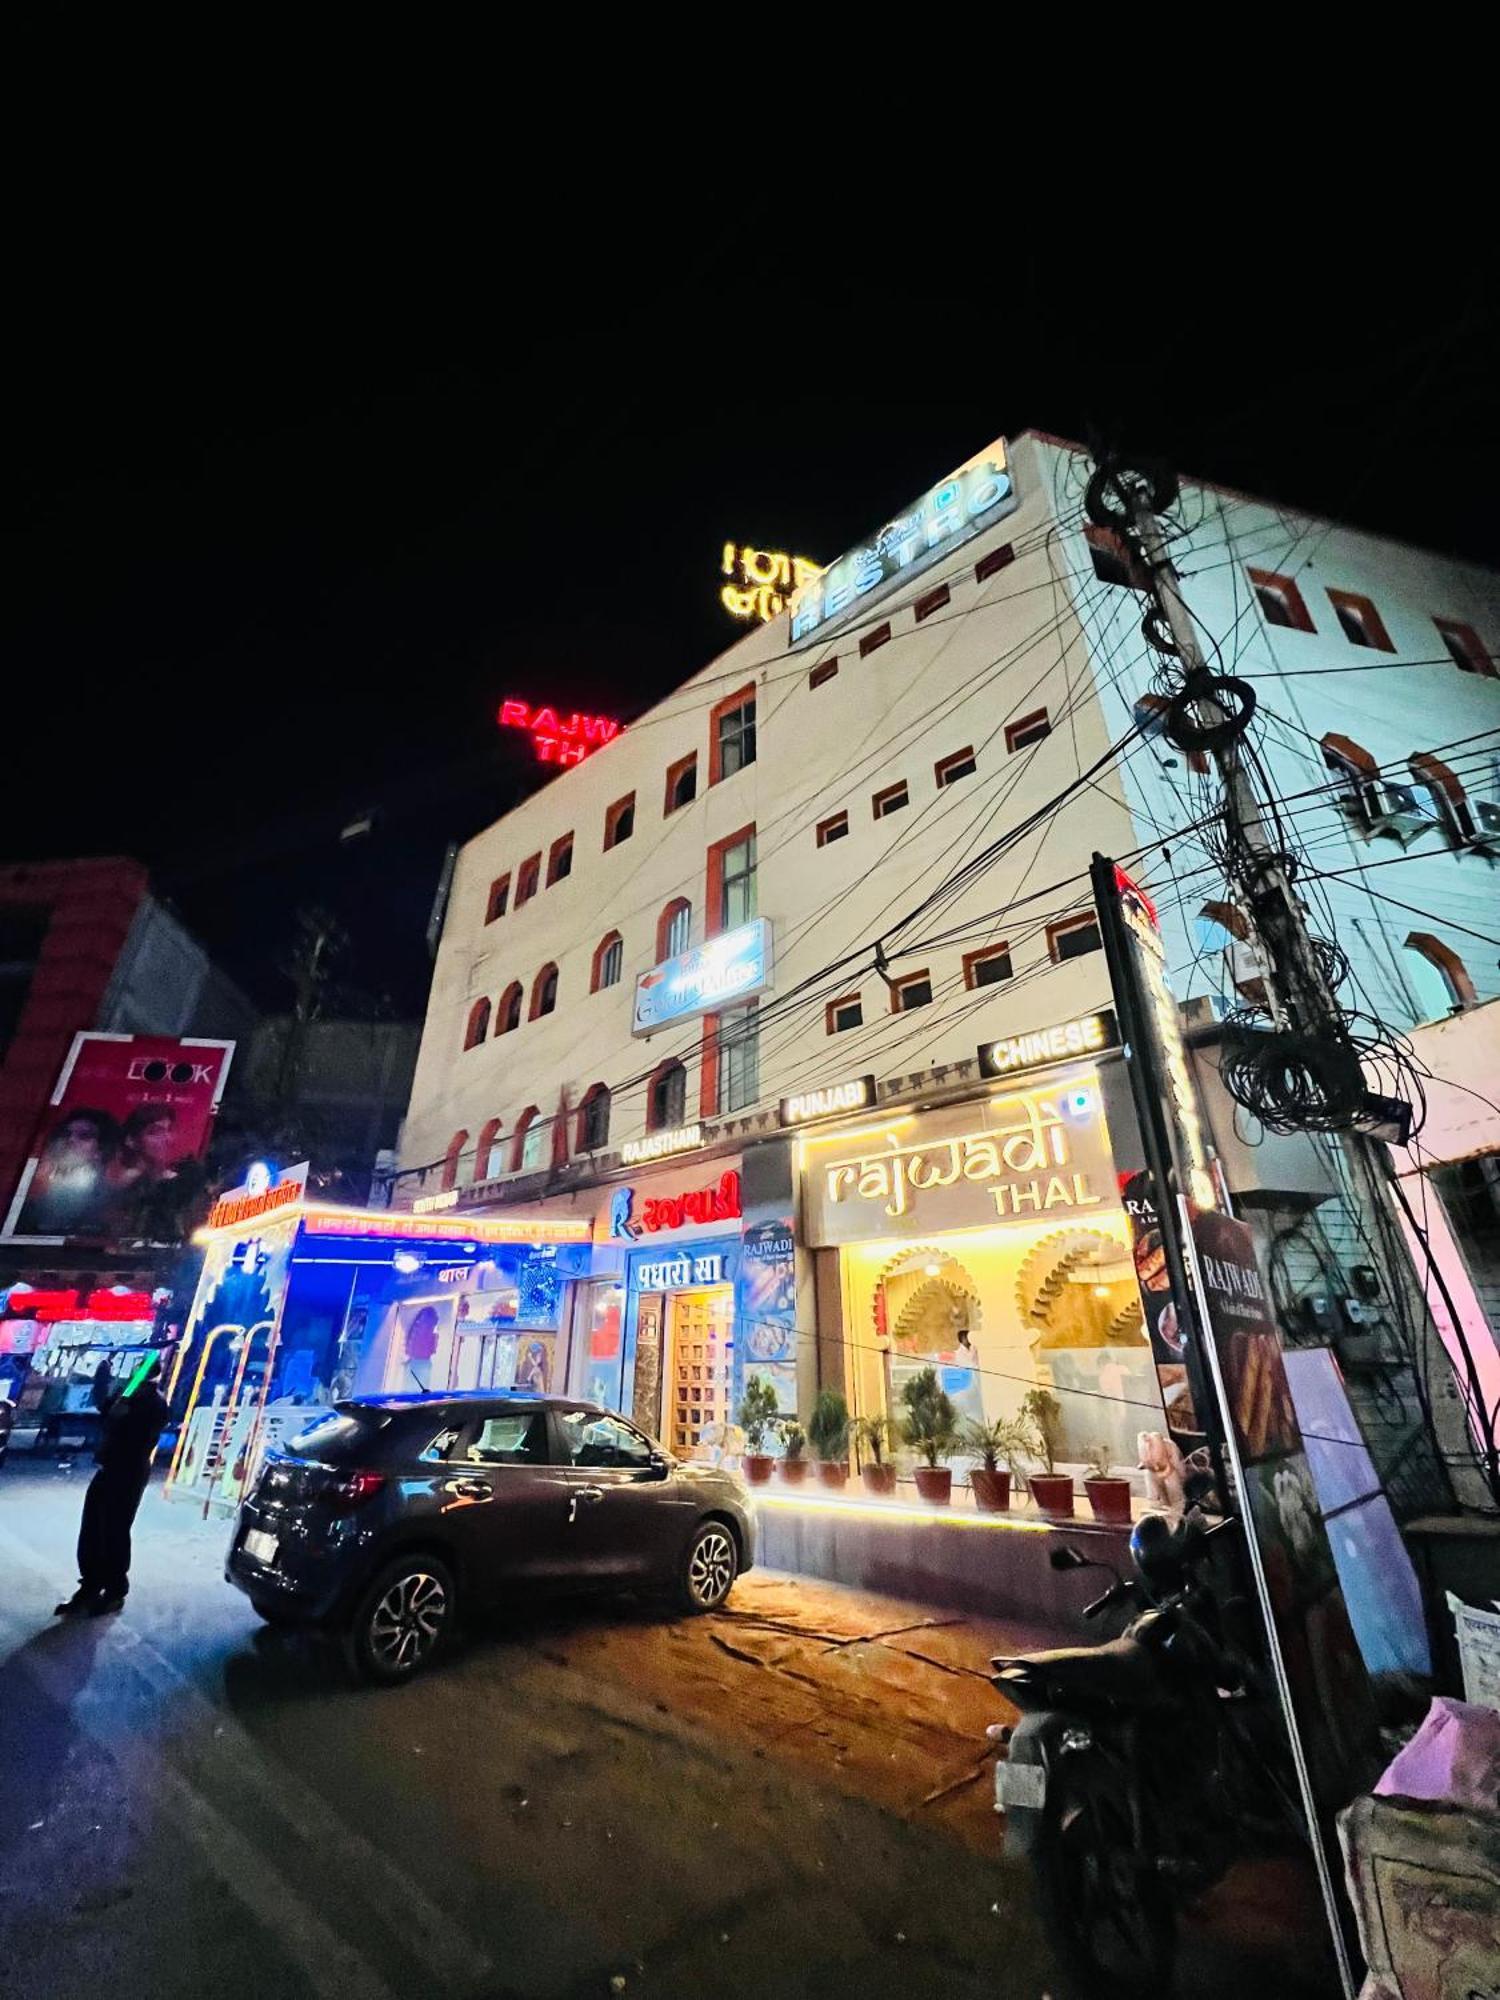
[632,919,773,1036]
[778,1076,877,1128]
[789,444,1019,646]
[977,1009,1120,1082]
[412,1189,461,1215]
[205,1161,309,1233]
[498,698,622,769]
[621,1124,704,1166]
[721,544,822,624]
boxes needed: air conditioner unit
[1357,779,1439,845]
[1227,936,1271,1003]
[1467,796,1500,853]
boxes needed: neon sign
[621,1124,704,1166]
[789,445,1019,645]
[778,1076,877,1128]
[721,544,822,624]
[632,919,773,1036]
[1,1286,159,1324]
[498,698,622,769]
[611,1171,742,1239]
[977,1010,1120,1081]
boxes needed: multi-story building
[395,431,1500,1503]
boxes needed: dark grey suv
[226,1394,755,1681]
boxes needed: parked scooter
[990,1512,1301,1995]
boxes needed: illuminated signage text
[632,919,773,1035]
[207,1163,309,1232]
[778,1076,877,1127]
[635,1251,725,1291]
[978,1009,1119,1081]
[721,544,822,624]
[621,1124,704,1166]
[413,1189,461,1214]
[611,1171,742,1239]
[498,698,622,769]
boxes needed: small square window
[935,747,977,787]
[547,834,573,886]
[1047,916,1102,963]
[665,754,698,814]
[516,855,541,906]
[809,658,838,689]
[964,944,1013,989]
[859,622,892,658]
[1004,710,1050,754]
[891,972,932,1012]
[1326,589,1394,653]
[1248,568,1315,633]
[485,875,510,924]
[914,584,950,622]
[827,995,862,1034]
[872,781,909,819]
[1434,619,1495,678]
[604,794,636,849]
[1084,524,1147,590]
[975,542,1015,584]
[816,811,849,847]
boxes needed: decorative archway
[1014,1224,1137,1339]
[870,1244,982,1351]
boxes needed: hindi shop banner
[4,1034,234,1242]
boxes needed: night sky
[8,217,1496,1017]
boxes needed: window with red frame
[578,1084,611,1151]
[485,875,510,923]
[463,998,491,1050]
[826,994,862,1034]
[546,834,573,886]
[647,1060,687,1130]
[890,970,932,1011]
[935,746,977,787]
[1327,589,1394,652]
[1004,709,1050,754]
[604,794,636,848]
[963,944,1013,989]
[808,658,838,689]
[914,583,950,622]
[1434,618,1495,677]
[529,963,559,1019]
[872,780,909,818]
[592,932,624,991]
[1248,568,1315,632]
[664,753,698,813]
[709,687,757,785]
[975,542,1015,583]
[515,854,541,905]
[1084,524,1148,589]
[1047,915,1102,962]
[657,899,691,961]
[816,811,848,847]
[859,622,891,658]
[475,1117,503,1180]
[441,1131,468,1191]
[495,982,523,1034]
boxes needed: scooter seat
[994,1635,1161,1706]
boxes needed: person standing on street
[55,1356,171,1617]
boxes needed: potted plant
[736,1377,779,1485]
[808,1388,851,1490]
[1083,1442,1133,1524]
[963,1417,1029,1513]
[854,1414,896,1497]
[778,1419,808,1484]
[899,1367,959,1506]
[1020,1387,1074,1517]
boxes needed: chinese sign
[498,698,622,769]
[790,444,1019,645]
[632,919,773,1035]
[977,1009,1120,1082]
[720,544,822,624]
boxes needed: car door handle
[447,1477,493,1499]
[567,1486,605,1525]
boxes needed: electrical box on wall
[1183,1009,1340,1209]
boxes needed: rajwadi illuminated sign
[977,1009,1120,1082]
[778,1076,877,1128]
[610,1170,742,1240]
[789,444,1019,646]
[632,919,773,1036]
[497,698,622,769]
[721,543,822,625]
[801,1088,1115,1248]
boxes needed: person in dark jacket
[55,1356,171,1617]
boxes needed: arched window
[1321,732,1378,782]
[495,982,523,1034]
[475,1117,503,1181]
[647,1059,687,1131]
[1409,751,1468,837]
[530,963,559,1020]
[510,1106,541,1172]
[463,997,491,1050]
[441,1130,469,1191]
[577,1083,610,1151]
[592,932,624,992]
[1404,933,1476,1019]
[657,898,691,962]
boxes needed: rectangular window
[1084,523,1147,590]
[1047,915,1102,962]
[935,746,977,787]
[1434,618,1495,677]
[914,583,950,622]
[665,753,698,814]
[809,658,839,689]
[717,833,757,931]
[713,692,757,782]
[975,542,1015,583]
[516,854,541,906]
[872,780,909,819]
[547,834,573,886]
[1248,567,1315,632]
[827,995,862,1034]
[1004,709,1051,754]
[891,971,933,1012]
[964,944,1013,988]
[1326,589,1394,653]
[604,794,636,848]
[485,875,510,923]
[859,622,892,658]
[816,811,848,847]
[717,1000,759,1113]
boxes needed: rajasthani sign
[801,1084,1115,1247]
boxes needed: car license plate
[244,1529,279,1566]
[995,1758,1046,1812]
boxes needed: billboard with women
[2,1032,234,1242]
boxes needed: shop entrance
[632,1282,734,1454]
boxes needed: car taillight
[328,1470,386,1510]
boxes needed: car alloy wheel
[368,1569,449,1675]
[685,1524,736,1610]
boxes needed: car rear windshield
[285,1407,391,1462]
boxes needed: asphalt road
[0,1460,1338,2000]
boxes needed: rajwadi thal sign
[801,1084,1115,1248]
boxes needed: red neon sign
[498,698,622,769]
[639,1170,742,1234]
[4,1288,157,1324]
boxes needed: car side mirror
[648,1451,671,1478]
[1049,1545,1090,1572]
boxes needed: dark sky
[8,212,1496,1017]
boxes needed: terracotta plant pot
[780,1457,809,1485]
[743,1454,774,1486]
[861,1464,896,1497]
[912,1465,953,1506]
[1029,1472,1076,1518]
[816,1461,849,1490]
[1085,1476,1134,1524]
[970,1467,1011,1514]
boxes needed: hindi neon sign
[721,544,822,624]
[498,698,622,769]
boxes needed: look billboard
[3,1033,235,1242]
